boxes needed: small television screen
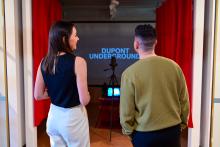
[107,87,120,97]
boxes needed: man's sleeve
[179,70,190,130]
[120,72,135,135]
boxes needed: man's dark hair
[135,24,157,50]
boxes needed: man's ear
[134,39,139,50]
[154,39,157,46]
[151,39,157,49]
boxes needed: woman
[34,21,90,147]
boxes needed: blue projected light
[107,87,120,97]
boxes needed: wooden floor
[38,125,132,147]
[38,124,187,147]
[37,102,188,147]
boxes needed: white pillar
[200,0,216,146]
[188,0,205,146]
[22,0,38,147]
[4,0,25,146]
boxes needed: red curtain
[156,0,193,128]
[33,0,62,126]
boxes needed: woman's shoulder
[74,56,87,74]
[75,56,86,64]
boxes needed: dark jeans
[131,124,181,147]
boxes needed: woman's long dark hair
[43,21,75,74]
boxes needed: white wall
[213,0,220,99]
[4,0,25,146]
[0,0,6,98]
[188,0,205,146]
[213,104,220,147]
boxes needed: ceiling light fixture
[109,0,119,19]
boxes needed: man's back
[120,24,189,147]
[120,55,189,134]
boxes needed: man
[120,24,189,147]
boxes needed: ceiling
[60,0,165,21]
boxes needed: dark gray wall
[74,23,155,85]
[60,0,165,21]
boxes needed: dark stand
[104,57,119,142]
[108,66,118,142]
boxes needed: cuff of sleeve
[180,123,187,131]
[122,128,133,136]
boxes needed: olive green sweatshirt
[120,56,189,135]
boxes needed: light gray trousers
[46,104,90,147]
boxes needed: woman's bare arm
[34,63,49,100]
[75,56,90,106]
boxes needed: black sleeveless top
[41,53,80,108]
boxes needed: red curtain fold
[156,0,193,128]
[33,0,62,126]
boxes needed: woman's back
[41,53,80,108]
